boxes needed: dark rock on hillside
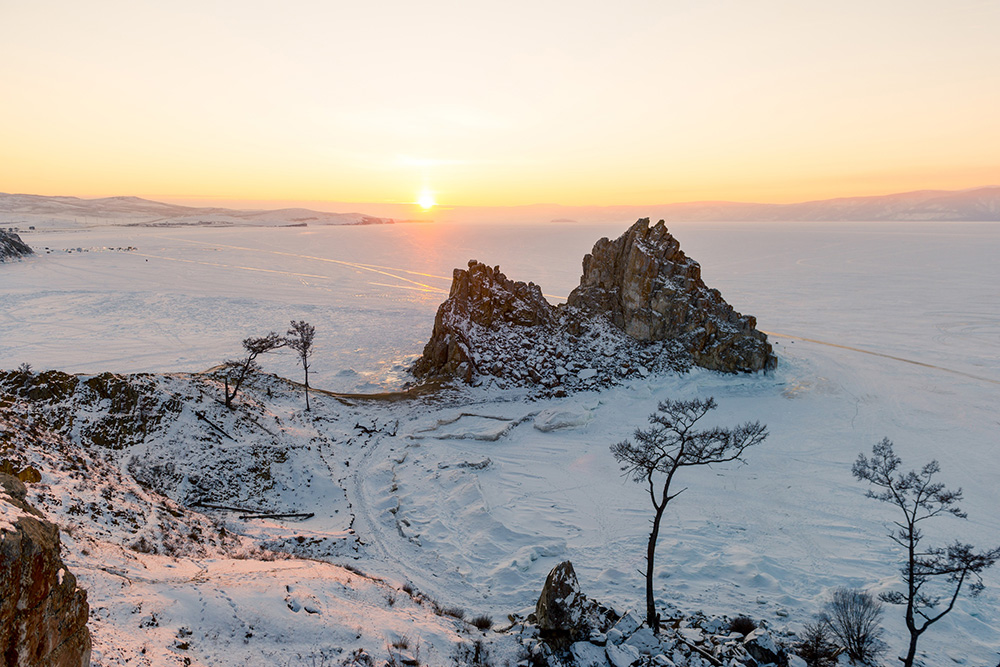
[0,230,34,262]
[743,628,789,666]
[0,370,183,451]
[535,561,614,647]
[1,474,91,667]
[413,219,775,389]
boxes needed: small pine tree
[853,439,1000,667]
[222,332,284,408]
[611,397,767,630]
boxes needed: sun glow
[418,191,436,210]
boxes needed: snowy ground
[2,220,999,665]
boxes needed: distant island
[0,193,396,229]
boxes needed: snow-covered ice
[2,219,999,664]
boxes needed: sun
[417,190,436,210]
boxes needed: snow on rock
[0,229,34,262]
[413,218,775,392]
[743,627,788,666]
[415,412,523,441]
[285,584,324,614]
[571,640,610,667]
[605,640,641,667]
[623,626,660,654]
[610,610,642,637]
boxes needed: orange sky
[3,1,999,208]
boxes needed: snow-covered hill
[0,193,394,229]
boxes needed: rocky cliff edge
[1,474,92,667]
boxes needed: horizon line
[4,183,999,214]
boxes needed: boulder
[743,628,788,667]
[571,641,610,667]
[0,474,91,667]
[605,641,641,667]
[535,561,611,646]
[623,627,661,655]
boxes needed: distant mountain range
[2,187,1000,227]
[644,186,1000,222]
[494,186,1000,224]
[0,193,393,228]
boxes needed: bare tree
[820,587,884,663]
[222,332,284,409]
[797,620,840,667]
[611,397,767,631]
[286,320,315,411]
[853,438,1000,667]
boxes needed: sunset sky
[3,0,999,209]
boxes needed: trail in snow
[762,330,1000,386]
[158,235,451,292]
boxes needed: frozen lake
[4,219,1000,662]
[3,220,998,392]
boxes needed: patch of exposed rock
[515,561,792,667]
[413,219,774,390]
[0,230,34,262]
[1,474,91,667]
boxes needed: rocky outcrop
[515,567,793,666]
[1,474,91,667]
[534,561,614,647]
[744,628,789,666]
[412,261,554,382]
[413,219,775,388]
[567,218,773,373]
[0,369,182,451]
[0,230,34,262]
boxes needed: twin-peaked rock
[414,219,775,389]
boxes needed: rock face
[0,474,91,667]
[413,219,775,388]
[0,230,34,262]
[412,261,554,382]
[567,218,773,373]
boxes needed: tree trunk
[646,505,665,631]
[304,364,310,411]
[901,631,919,667]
